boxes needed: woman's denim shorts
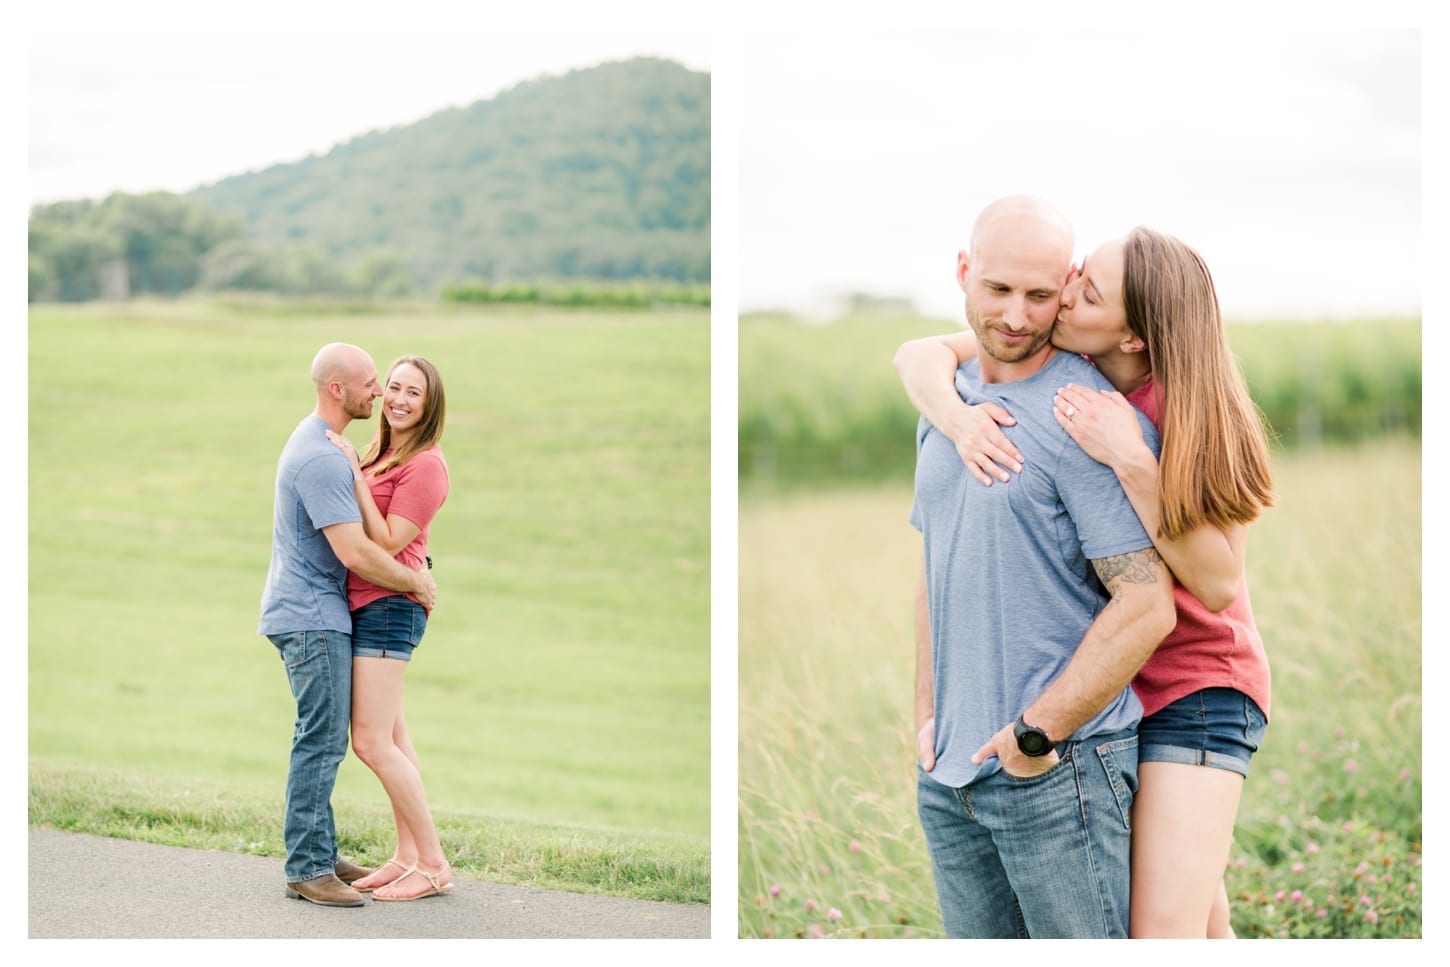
[1137,687,1267,778]
[350,595,427,661]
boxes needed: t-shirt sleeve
[1057,411,1161,561]
[388,450,450,531]
[908,415,932,533]
[295,452,362,530]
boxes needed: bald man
[260,343,439,907]
[908,197,1176,937]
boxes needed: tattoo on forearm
[1092,547,1165,590]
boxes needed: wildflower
[1354,861,1370,876]
[1292,862,1305,874]
[1306,842,1320,855]
[1291,890,1303,903]
[1359,895,1371,906]
[1275,891,1285,902]
[1366,910,1380,924]
[803,811,820,822]
[876,890,891,903]
[849,840,863,853]
[807,924,824,939]
[770,884,781,898]
[1399,768,1411,781]
[1271,769,1289,785]
[805,898,818,913]
[1343,759,1360,773]
[1334,726,1345,739]
[1317,909,1328,918]
[819,863,831,875]
[1343,822,1354,832]
[827,907,842,921]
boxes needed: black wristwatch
[1013,714,1053,757]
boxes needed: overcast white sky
[22,12,1434,324]
[27,24,713,205]
[739,28,1426,322]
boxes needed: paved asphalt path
[28,828,710,939]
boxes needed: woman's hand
[947,402,1023,486]
[325,429,363,474]
[1052,383,1147,470]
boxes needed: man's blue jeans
[268,630,352,883]
[916,730,1138,938]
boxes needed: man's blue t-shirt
[909,350,1162,788]
[259,416,364,636]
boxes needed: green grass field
[28,298,709,902]
[738,439,1422,938]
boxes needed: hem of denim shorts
[1138,743,1251,777]
[352,647,413,661]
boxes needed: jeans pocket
[1093,735,1139,830]
[1000,751,1070,784]
[269,631,309,669]
[1243,696,1268,749]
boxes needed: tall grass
[737,439,1420,938]
[28,299,710,897]
[739,313,1421,489]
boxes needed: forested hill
[191,57,709,291]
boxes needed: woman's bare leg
[1130,761,1244,937]
[349,656,450,897]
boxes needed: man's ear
[956,250,971,293]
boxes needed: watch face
[1020,731,1049,755]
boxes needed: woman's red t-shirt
[1124,379,1271,720]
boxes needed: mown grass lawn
[28,298,711,902]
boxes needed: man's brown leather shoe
[284,873,366,907]
[334,858,375,885]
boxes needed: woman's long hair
[1122,227,1275,539]
[358,355,446,475]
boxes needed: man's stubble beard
[966,300,1053,364]
[342,390,374,421]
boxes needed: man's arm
[972,546,1175,776]
[322,521,438,610]
[914,560,936,771]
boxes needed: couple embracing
[259,343,454,907]
[899,195,1274,938]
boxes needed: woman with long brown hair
[326,354,453,901]
[893,226,1275,937]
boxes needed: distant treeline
[441,279,709,308]
[28,190,707,304]
[739,313,1421,488]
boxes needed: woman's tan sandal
[351,858,407,894]
[371,865,453,902]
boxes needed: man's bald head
[311,342,372,388]
[310,342,381,424]
[969,195,1074,265]
[956,196,1076,375]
